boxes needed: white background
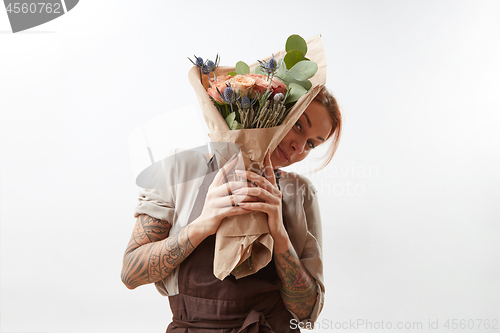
[1,0,499,332]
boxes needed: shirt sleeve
[281,173,325,328]
[133,156,177,223]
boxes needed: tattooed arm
[234,153,319,320]
[273,238,318,321]
[122,155,254,289]
[121,214,203,289]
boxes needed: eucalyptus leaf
[281,74,312,90]
[225,112,243,130]
[284,50,306,69]
[280,71,312,90]
[275,58,287,78]
[227,71,237,76]
[286,83,307,104]
[225,112,235,128]
[285,35,307,54]
[253,66,266,75]
[288,60,318,81]
[235,61,250,75]
[231,122,244,130]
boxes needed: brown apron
[166,156,299,333]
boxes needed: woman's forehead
[302,102,332,140]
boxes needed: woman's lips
[278,145,290,163]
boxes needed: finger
[262,149,277,186]
[210,204,255,221]
[233,187,280,205]
[213,154,238,185]
[213,193,258,209]
[223,205,255,215]
[212,181,251,197]
[235,170,280,196]
[232,193,260,205]
[236,201,271,214]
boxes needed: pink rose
[245,73,287,96]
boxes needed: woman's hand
[234,151,289,250]
[235,151,318,320]
[193,154,258,237]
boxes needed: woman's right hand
[192,154,256,237]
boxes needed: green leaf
[286,83,307,104]
[288,60,318,81]
[225,112,243,130]
[227,71,237,76]
[275,58,287,78]
[284,50,306,69]
[282,75,312,90]
[232,122,244,130]
[253,65,266,75]
[225,112,235,128]
[285,35,307,54]
[235,61,250,75]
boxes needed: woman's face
[271,101,333,169]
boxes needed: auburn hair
[311,86,342,172]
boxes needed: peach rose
[245,73,287,96]
[229,75,256,97]
[207,75,232,102]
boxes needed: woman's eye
[308,141,315,149]
[295,122,302,131]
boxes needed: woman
[121,87,342,332]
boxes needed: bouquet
[188,34,327,280]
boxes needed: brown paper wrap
[188,35,327,280]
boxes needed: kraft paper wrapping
[188,35,327,280]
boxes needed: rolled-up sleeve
[133,157,177,223]
[134,189,175,222]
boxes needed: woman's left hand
[235,151,289,248]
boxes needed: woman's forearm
[121,215,209,289]
[273,238,317,320]
[121,225,194,289]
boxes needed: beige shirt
[133,149,325,325]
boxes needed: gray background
[1,0,499,332]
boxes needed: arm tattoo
[138,214,171,242]
[274,249,317,320]
[121,215,195,289]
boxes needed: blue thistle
[195,57,203,67]
[188,54,220,83]
[188,55,204,68]
[205,60,216,72]
[204,54,220,82]
[267,58,277,72]
[224,86,239,104]
[241,96,251,109]
[258,54,280,77]
[188,55,205,82]
[201,62,213,82]
[201,63,211,75]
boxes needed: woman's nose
[291,140,305,154]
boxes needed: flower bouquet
[188,34,327,280]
